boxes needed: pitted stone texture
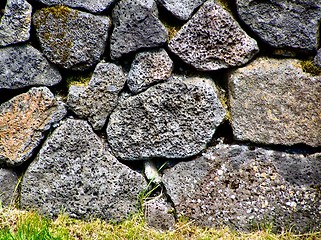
[0,168,18,206]
[229,57,321,147]
[67,62,127,130]
[33,0,114,13]
[0,0,32,46]
[0,87,66,166]
[156,0,205,21]
[237,0,321,52]
[128,49,173,93]
[0,45,62,89]
[21,119,146,221]
[168,0,258,71]
[162,144,321,232]
[110,0,168,60]
[107,76,226,160]
[33,6,111,71]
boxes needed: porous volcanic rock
[107,76,226,160]
[0,87,66,166]
[229,57,321,147]
[21,119,147,220]
[0,168,18,206]
[168,0,258,71]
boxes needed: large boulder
[168,0,259,71]
[21,119,146,221]
[33,6,111,71]
[0,87,66,166]
[229,57,321,147]
[0,168,18,206]
[107,76,226,160]
[162,144,321,232]
[110,0,168,59]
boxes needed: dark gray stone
[237,0,321,52]
[0,168,18,206]
[162,144,321,232]
[0,45,62,89]
[314,49,321,68]
[128,49,173,93]
[0,87,67,166]
[33,6,111,71]
[21,119,147,221]
[168,0,258,71]
[107,76,226,160]
[229,57,321,147]
[110,0,168,59]
[67,62,127,130]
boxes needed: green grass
[0,207,320,240]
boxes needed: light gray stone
[33,6,111,71]
[0,168,18,206]
[162,144,321,232]
[128,49,173,93]
[229,57,321,147]
[168,0,259,71]
[21,119,147,220]
[107,76,226,160]
[237,0,321,52]
[0,45,62,89]
[0,87,67,166]
[67,62,127,130]
[0,0,32,46]
[110,0,168,60]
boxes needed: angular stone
[168,0,258,71]
[0,87,66,166]
[0,168,18,206]
[67,62,126,130]
[110,0,168,59]
[128,49,173,93]
[237,0,321,52]
[0,0,32,46]
[107,76,226,160]
[21,119,146,220]
[156,0,205,20]
[0,45,62,89]
[33,6,111,71]
[162,144,321,232]
[229,57,321,147]
[314,49,321,68]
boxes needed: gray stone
[110,0,168,60]
[236,0,321,52]
[33,6,111,71]
[314,49,321,68]
[229,57,321,147]
[0,0,32,46]
[0,168,18,206]
[0,45,62,89]
[0,87,67,166]
[67,62,127,130]
[162,144,321,232]
[128,49,173,93]
[21,119,146,221]
[168,0,259,71]
[156,0,205,20]
[107,76,226,160]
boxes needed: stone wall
[0,0,321,233]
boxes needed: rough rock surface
[110,0,168,59]
[33,6,111,71]
[229,57,321,147]
[156,0,205,21]
[314,49,321,68]
[107,76,226,160]
[0,168,18,206]
[67,62,127,130]
[168,0,258,71]
[162,144,321,232]
[21,119,146,220]
[0,87,66,166]
[128,49,173,93]
[0,0,32,46]
[0,45,62,89]
[237,0,321,51]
